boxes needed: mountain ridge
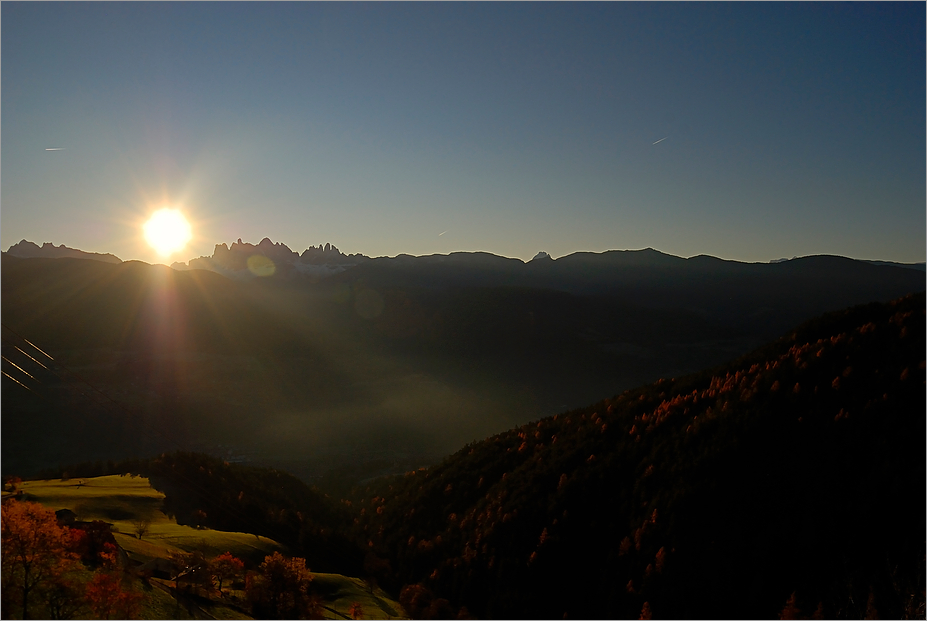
[7,237,925,274]
[5,239,122,263]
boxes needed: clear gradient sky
[3,2,925,265]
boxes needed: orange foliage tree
[85,572,143,620]
[246,551,320,619]
[639,601,652,620]
[779,592,800,620]
[399,583,453,620]
[211,551,245,595]
[1,500,80,619]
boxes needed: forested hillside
[350,293,926,619]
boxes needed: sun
[143,208,192,257]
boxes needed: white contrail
[652,137,668,145]
[438,230,448,236]
[45,148,65,151]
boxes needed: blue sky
[3,3,924,264]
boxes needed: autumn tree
[864,589,879,620]
[211,551,245,595]
[85,572,143,620]
[71,521,119,567]
[246,551,320,619]
[399,583,432,619]
[424,597,454,619]
[399,583,453,619]
[1,500,80,619]
[43,572,87,620]
[779,592,800,620]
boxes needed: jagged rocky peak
[180,237,369,278]
[206,237,298,272]
[226,237,297,257]
[300,242,352,264]
[530,251,553,261]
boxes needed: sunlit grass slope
[17,475,285,563]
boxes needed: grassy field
[17,475,285,563]
[12,475,405,619]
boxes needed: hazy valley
[3,242,922,485]
[3,243,922,618]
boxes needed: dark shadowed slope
[352,293,926,619]
[1,255,357,474]
[0,254,746,479]
[3,250,923,488]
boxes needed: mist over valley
[3,240,922,487]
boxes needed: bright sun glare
[143,208,192,257]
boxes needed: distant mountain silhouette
[1,245,923,484]
[326,248,925,338]
[772,256,925,271]
[174,237,370,279]
[863,259,926,272]
[6,239,121,263]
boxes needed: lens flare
[247,254,276,277]
[143,209,192,257]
